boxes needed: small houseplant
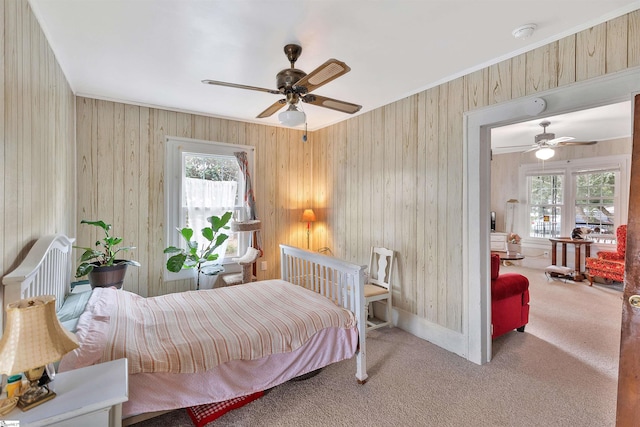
[75,220,141,289]
[164,211,232,290]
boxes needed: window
[574,170,616,235]
[528,174,563,238]
[166,137,254,280]
[521,155,629,244]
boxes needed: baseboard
[393,308,468,360]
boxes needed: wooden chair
[364,246,395,332]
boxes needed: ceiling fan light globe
[278,106,306,127]
[536,147,555,160]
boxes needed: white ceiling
[29,0,640,131]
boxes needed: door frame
[464,67,640,364]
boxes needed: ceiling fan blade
[256,99,287,118]
[202,79,281,95]
[301,94,361,114]
[523,145,541,153]
[293,59,351,93]
[547,136,574,146]
[557,140,598,146]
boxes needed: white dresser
[490,232,508,252]
[6,358,128,427]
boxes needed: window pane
[530,175,563,205]
[574,171,616,235]
[182,154,242,259]
[529,206,561,238]
[528,174,563,238]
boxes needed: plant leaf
[81,220,110,232]
[205,253,219,262]
[202,227,214,241]
[179,228,194,242]
[215,234,229,246]
[79,249,102,262]
[75,263,95,278]
[166,254,187,272]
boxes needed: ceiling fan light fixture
[278,103,306,127]
[535,147,555,160]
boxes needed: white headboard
[2,234,75,333]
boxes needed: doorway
[464,68,640,365]
[489,102,632,269]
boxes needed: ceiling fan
[202,44,362,127]
[523,120,597,160]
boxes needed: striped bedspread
[64,279,356,375]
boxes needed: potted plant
[75,220,141,289]
[164,211,232,290]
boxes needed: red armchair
[586,225,627,285]
[491,254,530,339]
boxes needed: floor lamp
[506,199,519,234]
[301,209,316,249]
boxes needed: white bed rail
[2,234,75,333]
[280,244,367,383]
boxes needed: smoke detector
[512,24,537,39]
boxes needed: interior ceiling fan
[523,120,597,159]
[202,44,362,127]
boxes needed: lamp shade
[301,209,317,223]
[278,104,306,127]
[0,296,78,376]
[535,147,555,160]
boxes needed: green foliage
[164,212,232,289]
[184,155,238,181]
[74,220,141,278]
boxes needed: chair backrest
[616,225,627,257]
[490,253,501,280]
[368,247,395,290]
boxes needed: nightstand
[4,358,128,427]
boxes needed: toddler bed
[1,234,367,422]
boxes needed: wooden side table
[549,237,593,281]
[5,358,128,427]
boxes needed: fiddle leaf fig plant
[164,211,232,289]
[74,219,141,278]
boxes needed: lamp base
[18,385,55,411]
[18,385,56,411]
[17,366,57,411]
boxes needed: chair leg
[517,326,525,333]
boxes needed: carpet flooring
[131,265,622,427]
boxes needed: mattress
[59,279,358,417]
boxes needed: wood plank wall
[312,10,640,333]
[0,0,75,282]
[3,0,639,336]
[75,98,311,296]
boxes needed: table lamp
[301,209,316,249]
[0,295,79,411]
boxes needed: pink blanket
[60,279,356,375]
